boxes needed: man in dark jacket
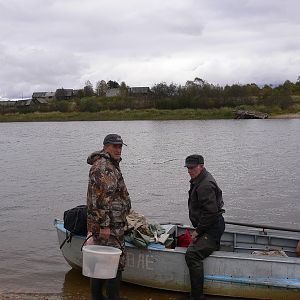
[184,154,225,300]
[86,134,131,300]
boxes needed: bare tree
[96,80,108,96]
[83,80,94,97]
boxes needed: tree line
[2,77,300,114]
[48,77,300,113]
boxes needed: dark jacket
[188,168,224,236]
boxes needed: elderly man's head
[185,154,204,179]
[103,134,126,161]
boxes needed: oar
[225,221,300,233]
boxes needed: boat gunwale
[54,219,300,293]
[54,219,300,263]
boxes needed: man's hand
[85,232,94,246]
[100,227,110,240]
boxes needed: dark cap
[184,154,204,167]
[103,134,127,146]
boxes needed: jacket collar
[87,149,121,166]
[190,168,207,185]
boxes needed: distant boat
[54,219,300,300]
[234,110,269,119]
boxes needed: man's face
[187,164,203,179]
[105,144,123,161]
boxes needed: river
[0,119,299,299]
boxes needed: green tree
[265,90,293,109]
[183,78,206,100]
[76,89,84,99]
[78,98,101,112]
[244,83,260,97]
[280,80,294,94]
[107,80,120,89]
[193,77,205,86]
[260,84,273,99]
[51,100,72,112]
[294,77,300,94]
[151,82,178,98]
[119,81,128,97]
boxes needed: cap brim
[109,142,127,146]
[184,163,196,168]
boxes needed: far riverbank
[0,108,299,122]
[269,113,300,119]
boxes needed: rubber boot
[90,278,106,300]
[106,271,127,300]
[189,263,205,300]
[182,261,205,300]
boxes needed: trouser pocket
[186,233,218,264]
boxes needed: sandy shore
[270,113,300,119]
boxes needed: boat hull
[54,220,300,299]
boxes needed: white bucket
[82,245,122,279]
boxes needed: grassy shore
[0,108,234,122]
[0,108,299,122]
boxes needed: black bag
[63,204,87,236]
[60,205,88,249]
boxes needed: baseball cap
[103,134,127,146]
[184,154,204,167]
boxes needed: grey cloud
[0,43,85,98]
[1,0,300,98]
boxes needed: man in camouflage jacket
[86,134,131,300]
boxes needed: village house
[73,89,81,97]
[106,88,121,97]
[105,87,151,98]
[16,99,32,107]
[55,88,74,100]
[0,92,51,113]
[128,87,151,96]
[0,101,18,113]
[32,92,55,103]
[0,99,31,113]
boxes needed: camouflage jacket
[86,150,131,237]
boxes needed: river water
[0,120,299,300]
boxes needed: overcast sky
[1,0,300,99]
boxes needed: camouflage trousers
[93,227,126,271]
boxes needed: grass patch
[0,108,235,122]
[0,105,299,122]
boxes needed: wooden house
[32,92,55,102]
[128,87,151,97]
[55,89,74,100]
[106,88,121,97]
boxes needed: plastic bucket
[82,245,122,279]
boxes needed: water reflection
[62,268,185,300]
[62,269,239,300]
[122,283,185,300]
[62,269,89,299]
